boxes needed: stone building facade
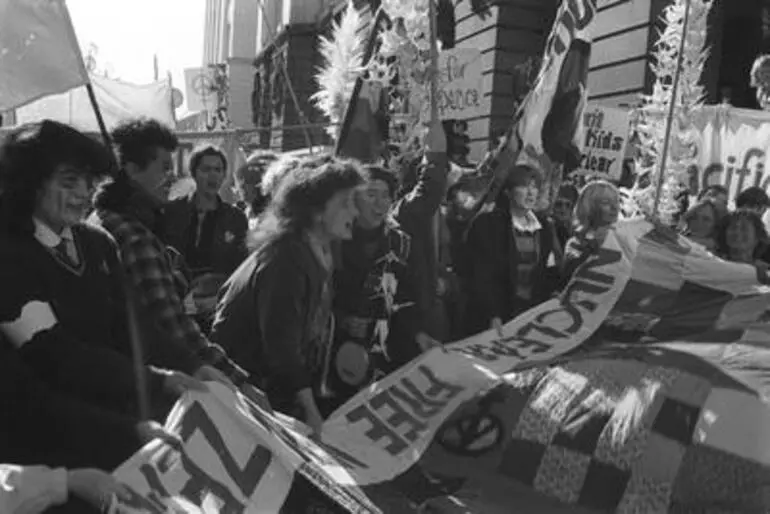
[249,0,766,158]
[202,0,259,129]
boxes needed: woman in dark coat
[464,165,562,335]
[210,155,366,434]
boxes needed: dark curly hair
[0,120,116,237]
[363,164,399,198]
[715,208,768,261]
[188,144,227,177]
[249,157,366,252]
[111,117,178,170]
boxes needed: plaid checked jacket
[88,206,247,384]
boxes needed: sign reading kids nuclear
[576,103,631,181]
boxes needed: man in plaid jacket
[88,118,247,387]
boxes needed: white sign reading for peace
[436,48,483,119]
[412,48,483,121]
[575,103,631,181]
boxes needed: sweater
[464,206,560,335]
[0,224,165,415]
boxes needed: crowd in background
[2,115,769,513]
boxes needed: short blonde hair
[573,180,619,231]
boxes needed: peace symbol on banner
[191,73,214,98]
[436,396,505,457]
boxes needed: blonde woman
[562,180,620,283]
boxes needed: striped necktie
[55,237,79,267]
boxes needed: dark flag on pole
[334,8,392,164]
[472,0,597,216]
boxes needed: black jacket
[161,194,248,277]
[464,205,560,335]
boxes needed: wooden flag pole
[652,0,691,217]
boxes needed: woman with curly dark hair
[210,156,366,434]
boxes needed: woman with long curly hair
[210,155,365,434]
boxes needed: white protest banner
[15,74,175,132]
[684,106,770,200]
[111,384,379,513]
[633,105,770,200]
[318,220,639,485]
[576,103,630,180]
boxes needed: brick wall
[280,24,329,150]
[455,0,558,161]
[252,23,334,153]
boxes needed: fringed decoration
[311,1,365,140]
[371,0,435,153]
[750,54,770,110]
[622,0,712,224]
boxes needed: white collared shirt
[511,210,542,233]
[33,218,79,264]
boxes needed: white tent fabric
[15,73,175,131]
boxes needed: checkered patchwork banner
[421,339,770,512]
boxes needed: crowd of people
[1,115,768,513]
